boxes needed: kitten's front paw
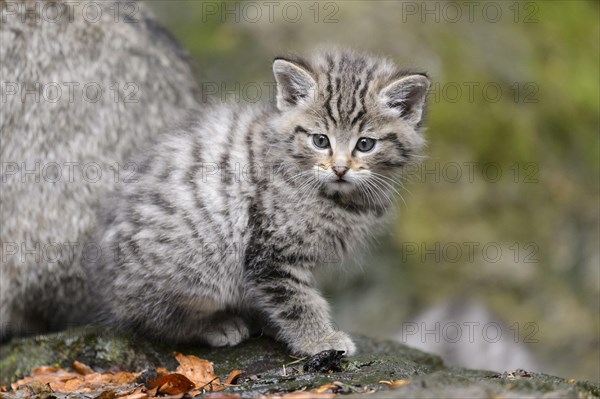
[201,316,250,347]
[292,331,356,356]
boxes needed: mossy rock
[1,329,598,398]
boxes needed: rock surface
[0,328,598,398]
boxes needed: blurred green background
[146,0,599,381]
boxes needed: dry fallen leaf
[12,367,80,391]
[83,372,123,386]
[32,366,61,375]
[174,352,222,388]
[188,388,205,397]
[117,387,149,399]
[73,360,94,375]
[313,383,338,394]
[149,373,195,395]
[223,369,245,385]
[62,377,89,392]
[12,367,140,394]
[118,392,147,399]
[11,380,53,395]
[204,393,243,399]
[379,379,411,389]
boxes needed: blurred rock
[398,299,539,372]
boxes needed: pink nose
[333,166,349,177]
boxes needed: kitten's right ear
[273,58,317,111]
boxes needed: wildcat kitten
[87,48,429,355]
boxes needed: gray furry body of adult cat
[0,0,199,340]
[88,49,430,355]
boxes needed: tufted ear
[379,74,430,127]
[273,58,317,111]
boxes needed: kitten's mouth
[323,178,355,195]
[328,179,354,192]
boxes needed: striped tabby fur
[87,48,430,355]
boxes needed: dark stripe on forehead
[357,118,367,133]
[337,53,347,89]
[350,109,365,128]
[322,114,330,130]
[324,55,337,127]
[335,76,342,123]
[350,65,376,128]
[349,77,362,117]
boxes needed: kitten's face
[283,113,415,197]
[273,50,429,204]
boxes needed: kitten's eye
[356,137,376,152]
[312,134,330,149]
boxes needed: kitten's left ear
[273,57,317,111]
[379,74,430,127]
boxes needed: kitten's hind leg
[197,313,250,347]
[118,298,249,347]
